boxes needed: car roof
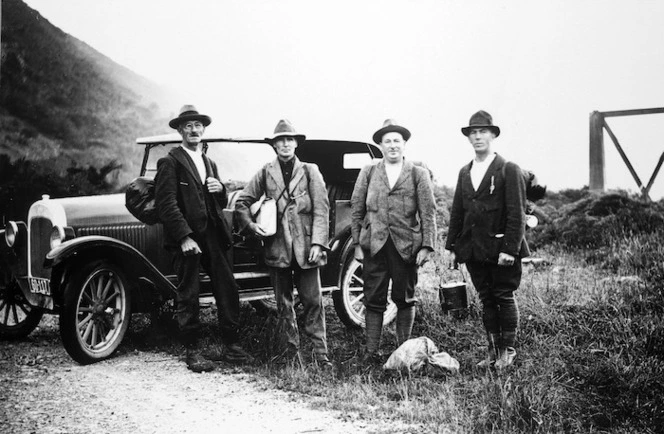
[136,133,266,145]
[135,133,383,157]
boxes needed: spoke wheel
[0,273,44,339]
[60,262,131,364]
[332,253,397,329]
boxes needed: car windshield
[143,141,276,189]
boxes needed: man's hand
[416,248,432,267]
[308,244,324,264]
[353,245,364,262]
[180,236,202,256]
[498,252,516,266]
[249,222,269,239]
[206,177,224,194]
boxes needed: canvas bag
[249,163,314,238]
[250,195,277,236]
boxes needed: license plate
[28,277,51,296]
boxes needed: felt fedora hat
[372,119,411,144]
[266,119,306,144]
[461,110,500,137]
[168,105,212,129]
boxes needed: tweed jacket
[445,153,530,264]
[154,146,232,250]
[235,157,330,269]
[350,160,437,263]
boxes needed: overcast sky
[21,0,664,198]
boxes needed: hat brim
[373,125,411,144]
[169,114,212,129]
[461,125,500,137]
[267,133,306,144]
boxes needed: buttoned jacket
[154,146,232,250]
[445,153,530,263]
[350,160,437,263]
[235,157,330,269]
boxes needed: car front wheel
[332,252,397,329]
[0,273,44,339]
[60,262,131,364]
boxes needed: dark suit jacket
[445,153,530,263]
[351,160,437,263]
[154,146,232,250]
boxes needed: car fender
[320,226,354,288]
[45,236,176,302]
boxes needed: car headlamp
[5,221,18,248]
[50,225,66,250]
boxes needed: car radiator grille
[30,217,53,278]
[78,224,150,251]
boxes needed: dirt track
[0,319,370,434]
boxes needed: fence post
[589,111,605,191]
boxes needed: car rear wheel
[60,262,131,364]
[332,251,397,329]
[0,273,44,339]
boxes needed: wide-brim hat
[461,110,500,137]
[373,119,411,144]
[169,105,212,129]
[266,119,306,144]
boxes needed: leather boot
[186,347,215,373]
[476,332,501,368]
[495,347,517,370]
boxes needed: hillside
[0,0,178,184]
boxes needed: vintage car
[0,134,397,364]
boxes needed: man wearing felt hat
[445,110,530,371]
[235,119,332,369]
[155,105,253,372]
[350,119,437,364]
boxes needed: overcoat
[350,160,437,263]
[235,157,330,269]
[154,146,233,250]
[445,153,530,263]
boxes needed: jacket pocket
[359,222,371,250]
[293,190,312,214]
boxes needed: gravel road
[0,318,371,434]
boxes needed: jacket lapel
[392,160,412,191]
[289,158,305,192]
[171,146,203,185]
[475,154,506,196]
[375,161,391,189]
[461,162,475,197]
[266,159,285,192]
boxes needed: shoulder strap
[262,164,267,193]
[367,164,376,184]
[202,152,214,180]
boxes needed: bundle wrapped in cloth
[383,336,460,376]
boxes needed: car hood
[49,193,139,227]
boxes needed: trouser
[465,260,521,347]
[173,221,240,347]
[269,263,328,355]
[362,236,418,313]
